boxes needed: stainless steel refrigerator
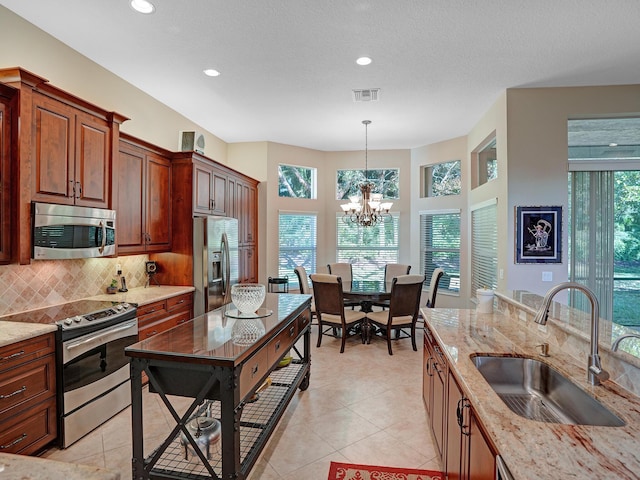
[193,216,239,316]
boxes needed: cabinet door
[193,162,213,214]
[432,351,446,460]
[145,153,171,251]
[423,339,433,415]
[0,98,10,263]
[116,145,145,253]
[211,170,227,215]
[245,183,256,244]
[468,409,495,480]
[446,371,464,480]
[74,111,110,208]
[32,94,74,204]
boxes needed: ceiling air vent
[352,88,380,102]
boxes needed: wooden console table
[125,293,312,480]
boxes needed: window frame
[421,160,462,198]
[278,163,317,199]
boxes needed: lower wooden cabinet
[0,332,57,455]
[137,292,194,341]
[423,326,496,480]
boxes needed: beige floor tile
[337,429,430,469]
[280,452,351,480]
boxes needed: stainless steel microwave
[32,202,116,260]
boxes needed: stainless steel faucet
[612,333,640,351]
[534,282,609,386]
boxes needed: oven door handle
[65,320,137,350]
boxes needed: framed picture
[515,206,562,264]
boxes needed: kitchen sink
[470,354,625,426]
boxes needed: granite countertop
[422,307,640,480]
[87,285,195,306]
[0,452,120,480]
[0,322,57,348]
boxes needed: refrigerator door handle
[221,232,231,303]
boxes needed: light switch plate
[542,271,553,282]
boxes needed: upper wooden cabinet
[192,158,227,216]
[32,92,111,208]
[153,151,258,286]
[116,134,172,254]
[0,67,127,264]
[0,84,16,264]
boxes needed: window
[278,213,317,288]
[336,213,399,282]
[278,164,316,199]
[420,210,461,293]
[473,135,497,187]
[421,160,461,197]
[471,201,497,294]
[336,168,399,200]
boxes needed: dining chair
[366,274,425,355]
[374,263,412,309]
[293,266,316,321]
[310,274,366,353]
[425,268,445,308]
[326,263,360,309]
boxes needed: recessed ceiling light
[130,0,155,14]
[609,142,618,147]
[356,56,372,66]
[203,69,221,77]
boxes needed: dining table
[343,279,392,343]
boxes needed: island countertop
[125,292,311,365]
[422,307,640,480]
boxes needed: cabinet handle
[457,398,471,436]
[210,199,215,210]
[0,349,25,362]
[0,433,27,450]
[76,181,82,198]
[426,356,433,376]
[0,385,27,399]
[289,326,295,337]
[251,364,259,376]
[145,330,157,337]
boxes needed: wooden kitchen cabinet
[0,332,56,455]
[32,93,112,208]
[0,84,16,264]
[137,292,194,341]
[423,327,446,461]
[193,159,227,216]
[154,152,258,287]
[0,67,127,264]
[446,371,496,480]
[116,134,172,254]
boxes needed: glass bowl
[231,283,265,314]
[231,318,266,346]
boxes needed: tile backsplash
[0,255,149,316]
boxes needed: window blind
[278,213,317,288]
[471,202,497,293]
[336,213,399,282]
[420,210,460,294]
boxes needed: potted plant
[106,279,118,294]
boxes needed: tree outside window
[336,168,399,200]
[278,164,316,199]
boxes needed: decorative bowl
[231,283,265,314]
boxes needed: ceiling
[2,0,640,151]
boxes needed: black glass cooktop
[0,300,127,326]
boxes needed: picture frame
[515,206,562,264]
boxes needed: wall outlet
[542,271,553,282]
[116,263,122,275]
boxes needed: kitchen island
[125,292,311,480]
[422,304,640,480]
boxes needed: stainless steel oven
[1,299,138,448]
[59,309,137,447]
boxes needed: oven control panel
[57,302,135,330]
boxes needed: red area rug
[328,461,444,480]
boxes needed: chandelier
[341,120,393,227]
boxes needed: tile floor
[40,324,442,479]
